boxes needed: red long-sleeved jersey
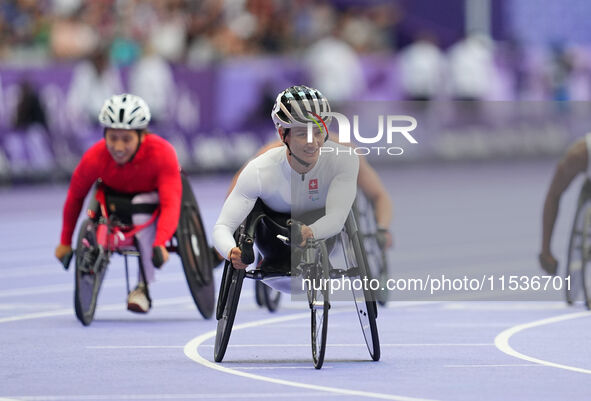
[60,133,182,247]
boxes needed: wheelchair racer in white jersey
[213,85,359,269]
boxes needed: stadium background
[2,0,591,182]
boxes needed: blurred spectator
[304,8,366,103]
[447,33,496,101]
[50,5,98,60]
[129,44,176,125]
[149,0,187,62]
[14,81,47,130]
[66,45,122,124]
[398,33,445,101]
[545,41,574,101]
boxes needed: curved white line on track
[494,310,591,374]
[183,312,439,401]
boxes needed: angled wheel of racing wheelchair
[176,174,215,319]
[301,240,330,369]
[340,203,380,361]
[214,258,246,362]
[255,281,282,312]
[567,179,591,309]
[74,219,109,326]
[354,192,389,306]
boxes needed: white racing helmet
[271,85,332,132]
[98,93,151,130]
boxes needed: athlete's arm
[540,138,588,274]
[309,153,360,239]
[214,161,260,266]
[59,147,100,246]
[153,142,182,248]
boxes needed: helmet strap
[280,128,311,168]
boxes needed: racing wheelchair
[565,178,591,309]
[253,192,390,311]
[62,174,215,326]
[214,200,380,369]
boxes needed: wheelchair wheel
[214,261,245,362]
[580,201,591,309]
[255,281,282,312]
[344,210,380,361]
[354,197,389,306]
[74,219,108,326]
[565,185,591,305]
[255,280,265,306]
[177,176,215,319]
[307,241,330,369]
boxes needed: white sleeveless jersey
[213,141,359,259]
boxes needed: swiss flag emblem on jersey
[309,179,318,190]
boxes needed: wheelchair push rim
[344,211,381,362]
[177,177,215,319]
[214,262,245,362]
[307,241,330,369]
[74,219,108,326]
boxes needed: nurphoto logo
[307,112,418,156]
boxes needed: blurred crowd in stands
[1,0,591,181]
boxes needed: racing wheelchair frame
[213,200,380,369]
[65,174,215,325]
[565,178,591,309]
[253,191,390,311]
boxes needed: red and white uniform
[59,133,181,282]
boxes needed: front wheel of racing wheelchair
[565,179,591,309]
[73,174,215,326]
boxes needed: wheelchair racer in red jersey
[213,85,360,275]
[54,93,182,313]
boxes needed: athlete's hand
[538,251,558,275]
[55,244,73,270]
[300,225,314,247]
[377,228,393,249]
[55,244,72,261]
[229,247,248,269]
[152,245,169,268]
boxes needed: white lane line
[85,345,184,349]
[0,266,59,279]
[445,364,542,368]
[184,312,440,401]
[87,343,493,350]
[0,392,341,400]
[196,343,493,348]
[0,303,63,311]
[494,311,591,375]
[444,302,568,311]
[0,296,194,324]
[234,366,334,370]
[0,274,184,298]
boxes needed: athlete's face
[105,129,141,164]
[285,126,325,166]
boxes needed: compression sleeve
[213,162,260,259]
[60,147,100,245]
[309,154,359,239]
[153,142,182,247]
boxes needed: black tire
[263,284,282,312]
[177,176,215,319]
[214,264,245,362]
[74,219,108,326]
[344,210,380,361]
[254,280,265,307]
[308,241,330,369]
[565,186,591,305]
[354,198,389,306]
